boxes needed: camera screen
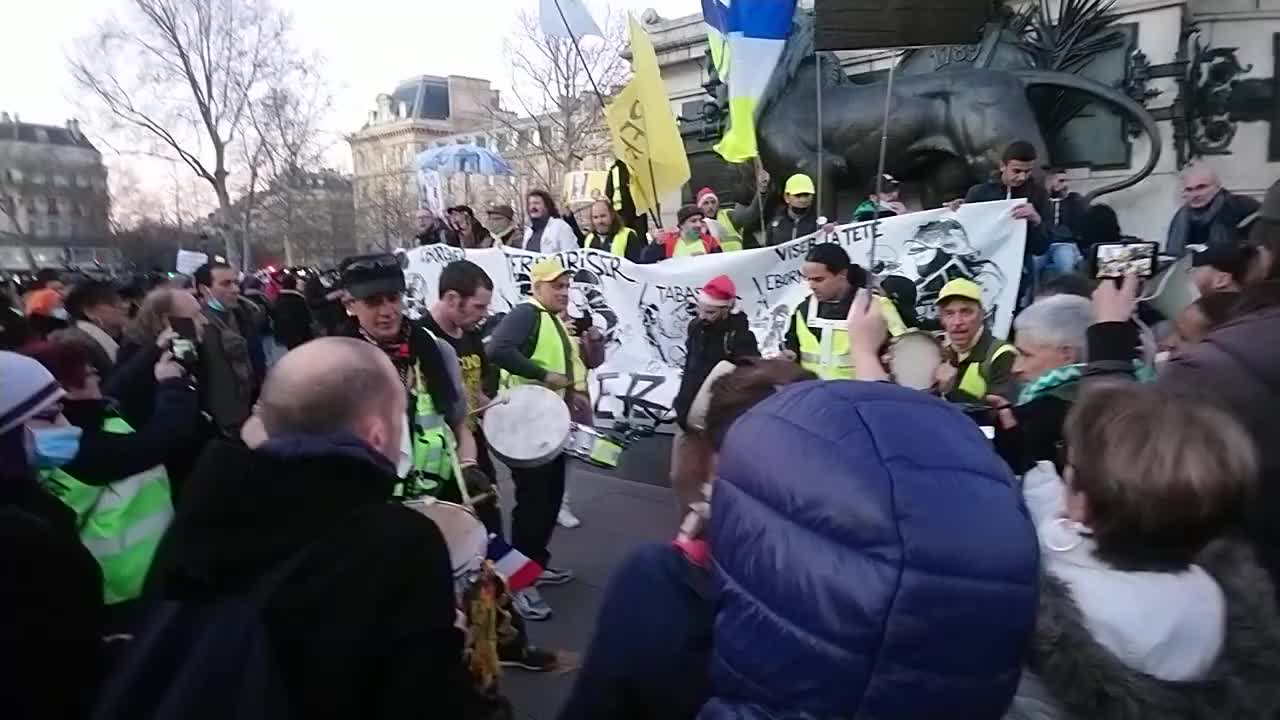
[1095,242,1156,279]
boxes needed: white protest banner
[175,249,209,276]
[403,200,1026,423]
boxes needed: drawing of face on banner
[636,281,702,371]
[568,269,621,349]
[900,219,1006,325]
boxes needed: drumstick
[467,395,510,418]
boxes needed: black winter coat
[765,207,820,247]
[271,290,315,350]
[145,436,487,719]
[965,178,1052,256]
[673,312,759,429]
[0,476,104,720]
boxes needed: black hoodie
[145,435,484,719]
[673,312,759,429]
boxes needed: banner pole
[753,156,768,247]
[815,51,823,219]
[869,52,899,283]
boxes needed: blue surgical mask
[52,307,70,320]
[206,297,226,313]
[29,426,83,469]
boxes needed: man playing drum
[487,257,579,621]
[337,253,488,502]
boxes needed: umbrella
[415,143,515,177]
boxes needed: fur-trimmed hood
[1025,540,1280,720]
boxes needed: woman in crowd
[1089,178,1280,584]
[0,351,104,720]
[108,288,206,427]
[454,206,497,249]
[561,360,1040,720]
[1160,291,1240,355]
[988,294,1093,474]
[1006,381,1280,719]
[23,340,196,610]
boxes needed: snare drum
[402,499,488,582]
[567,423,624,468]
[482,385,571,468]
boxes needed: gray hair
[1013,294,1093,360]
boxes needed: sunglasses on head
[344,256,401,274]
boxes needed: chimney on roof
[0,112,9,124]
[67,118,81,138]
[399,101,408,118]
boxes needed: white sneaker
[557,503,581,529]
[512,587,553,621]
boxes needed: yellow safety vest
[583,229,632,258]
[407,360,456,498]
[716,209,744,252]
[793,294,906,380]
[500,298,576,398]
[956,341,1017,399]
[40,416,173,605]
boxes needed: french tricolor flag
[487,535,542,592]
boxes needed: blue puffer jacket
[699,381,1039,720]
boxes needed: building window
[47,197,59,216]
[47,220,59,238]
[73,202,84,217]
[34,128,48,143]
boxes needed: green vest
[40,416,173,605]
[793,295,907,380]
[501,298,572,398]
[956,339,1017,399]
[583,228,631,258]
[716,209,744,252]
[407,362,455,498]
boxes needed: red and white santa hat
[695,186,718,204]
[697,274,736,308]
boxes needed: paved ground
[496,442,679,720]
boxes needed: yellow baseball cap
[784,174,816,195]
[530,257,571,283]
[936,278,983,305]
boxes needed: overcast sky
[2,0,698,180]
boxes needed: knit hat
[697,275,736,308]
[677,205,705,226]
[24,288,61,317]
[486,203,515,221]
[0,351,65,436]
[696,187,718,203]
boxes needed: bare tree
[356,175,416,253]
[68,0,290,267]
[239,57,338,265]
[494,10,629,194]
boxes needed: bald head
[1182,163,1223,209]
[258,337,406,462]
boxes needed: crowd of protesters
[4,152,1280,720]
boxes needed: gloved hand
[462,464,498,505]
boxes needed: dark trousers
[509,453,567,568]
[559,544,712,720]
[438,428,505,542]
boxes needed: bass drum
[483,385,571,468]
[402,499,488,582]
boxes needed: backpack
[92,548,310,720]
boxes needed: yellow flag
[606,16,691,217]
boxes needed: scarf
[359,321,415,391]
[528,216,548,252]
[1167,191,1231,256]
[1018,361,1157,406]
[76,320,119,362]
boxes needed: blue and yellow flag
[702,0,796,163]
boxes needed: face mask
[396,417,413,479]
[681,226,701,241]
[29,426,83,469]
[1153,350,1171,368]
[206,297,226,313]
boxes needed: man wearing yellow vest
[784,244,906,379]
[935,278,1018,404]
[487,257,579,621]
[582,199,644,263]
[338,253,483,502]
